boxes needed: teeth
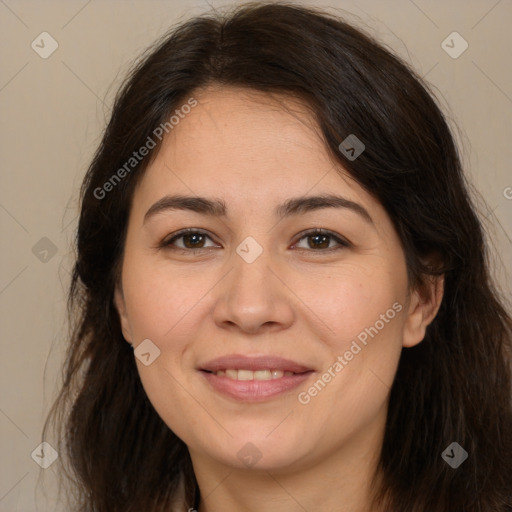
[214,369,295,380]
[255,370,272,380]
[238,369,254,381]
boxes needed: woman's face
[115,85,429,473]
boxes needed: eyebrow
[143,193,374,225]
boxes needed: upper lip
[199,354,314,373]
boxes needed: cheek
[313,260,407,347]
[122,257,212,341]
[309,259,407,409]
[122,248,407,352]
[118,245,408,458]
[120,260,208,439]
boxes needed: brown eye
[306,233,331,249]
[160,228,350,254]
[161,229,218,251]
[180,232,206,249]
[293,229,350,251]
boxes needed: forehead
[167,85,329,172]
[131,85,387,224]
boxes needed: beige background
[0,0,511,510]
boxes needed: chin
[202,430,313,472]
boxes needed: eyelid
[159,227,351,252]
[159,228,220,249]
[291,228,351,251]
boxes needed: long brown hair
[43,2,512,510]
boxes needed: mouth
[202,368,299,380]
[198,354,315,401]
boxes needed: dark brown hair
[43,2,512,511]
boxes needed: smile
[206,369,296,380]
[198,354,315,401]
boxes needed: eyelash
[159,228,351,254]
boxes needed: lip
[199,354,314,373]
[198,354,315,402]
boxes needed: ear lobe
[114,285,133,344]
[402,274,444,348]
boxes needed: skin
[115,85,444,512]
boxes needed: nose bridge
[212,233,294,332]
[230,235,275,303]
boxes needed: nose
[211,245,295,335]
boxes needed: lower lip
[200,371,314,402]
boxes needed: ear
[114,284,133,344]
[402,273,444,348]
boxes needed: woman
[44,2,512,511]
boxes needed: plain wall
[1,0,511,510]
